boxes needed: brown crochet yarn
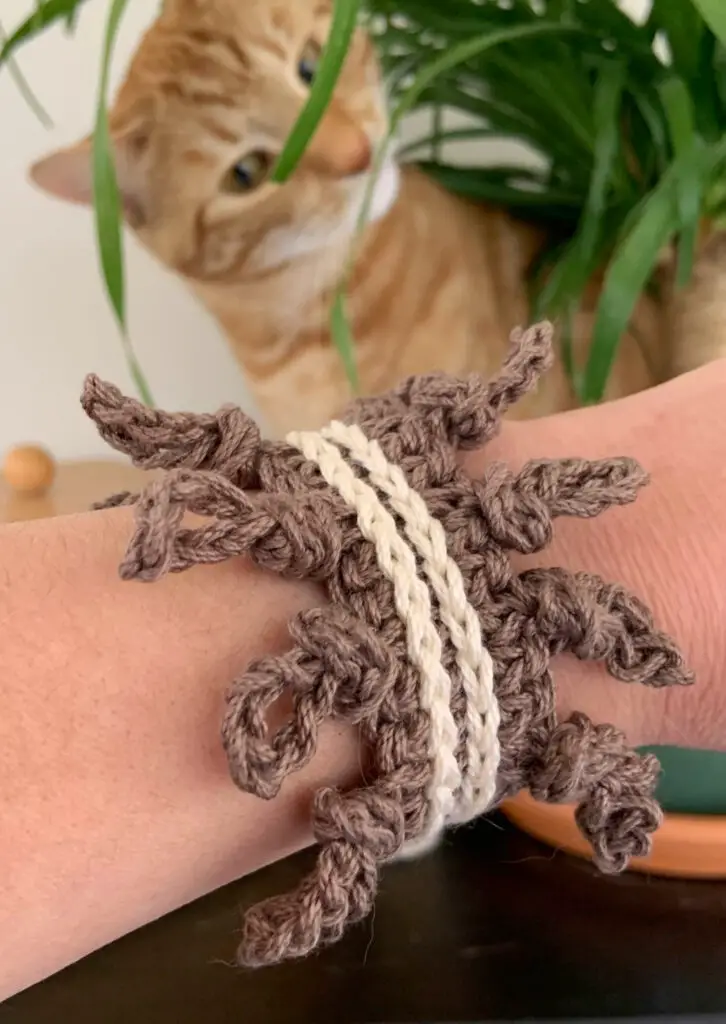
[81,321,692,969]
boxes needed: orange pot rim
[501,790,726,879]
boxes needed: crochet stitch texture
[82,322,693,968]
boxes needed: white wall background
[0,0,250,460]
[0,0,649,460]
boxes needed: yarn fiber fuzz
[81,321,693,969]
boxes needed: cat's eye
[298,39,321,85]
[224,151,272,193]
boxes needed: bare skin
[1,358,725,1001]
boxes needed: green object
[329,18,580,388]
[0,0,155,405]
[272,0,362,183]
[369,0,726,404]
[641,745,726,815]
[691,0,726,47]
[331,293,359,392]
[0,0,89,64]
[92,0,155,406]
[0,18,52,127]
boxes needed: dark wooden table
[2,814,725,1024]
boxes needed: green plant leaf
[0,18,52,127]
[649,0,704,79]
[430,92,444,162]
[626,87,669,179]
[582,132,726,400]
[580,153,706,404]
[419,82,587,168]
[272,0,362,182]
[673,146,704,288]
[658,76,695,157]
[690,0,726,47]
[532,60,626,352]
[479,51,595,156]
[388,22,582,133]
[659,76,703,287]
[418,161,582,215]
[650,0,722,140]
[397,126,500,160]
[331,293,359,391]
[0,0,89,64]
[580,63,629,243]
[93,0,154,405]
[329,19,582,392]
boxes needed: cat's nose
[343,135,372,177]
[299,107,372,178]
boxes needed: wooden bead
[3,445,56,496]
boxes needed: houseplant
[2,0,726,873]
[5,0,726,403]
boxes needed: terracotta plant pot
[501,745,726,879]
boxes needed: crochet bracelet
[82,322,693,969]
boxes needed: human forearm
[0,507,357,999]
[2,358,725,998]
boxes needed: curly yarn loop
[82,320,694,968]
[83,373,262,487]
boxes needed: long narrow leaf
[0,0,88,64]
[659,76,695,157]
[627,88,669,179]
[534,62,626,327]
[651,0,722,140]
[580,62,628,253]
[586,134,726,399]
[388,22,582,133]
[397,126,501,160]
[273,0,361,182]
[329,20,582,388]
[673,145,705,288]
[421,82,587,167]
[419,162,582,212]
[659,77,703,287]
[690,0,726,48]
[649,0,705,80]
[581,155,699,404]
[93,0,154,405]
[331,293,359,391]
[0,18,52,127]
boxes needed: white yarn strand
[287,428,461,851]
[321,420,501,822]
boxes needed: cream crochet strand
[288,427,464,849]
[319,420,500,824]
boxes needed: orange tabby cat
[29,0,724,435]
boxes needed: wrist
[469,366,726,751]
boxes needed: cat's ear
[29,136,95,206]
[29,131,148,227]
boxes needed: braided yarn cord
[82,322,693,968]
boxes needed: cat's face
[30,0,398,283]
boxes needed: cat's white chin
[252,158,400,276]
[365,157,401,224]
